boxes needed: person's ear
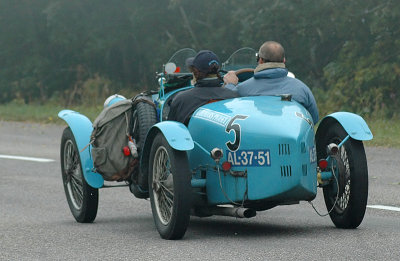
[283,57,286,64]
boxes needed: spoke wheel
[330,144,351,214]
[64,139,84,210]
[149,133,191,239]
[317,121,368,228]
[152,146,174,225]
[61,127,98,223]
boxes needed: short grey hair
[258,41,285,62]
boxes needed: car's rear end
[188,96,317,207]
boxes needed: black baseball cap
[186,50,220,74]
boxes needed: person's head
[186,50,220,80]
[257,41,285,64]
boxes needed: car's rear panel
[188,96,317,205]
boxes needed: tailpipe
[209,206,256,218]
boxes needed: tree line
[0,0,398,118]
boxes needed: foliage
[322,1,400,118]
[0,0,398,118]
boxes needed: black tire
[148,133,191,239]
[130,100,157,198]
[317,122,368,228]
[132,101,157,152]
[60,127,99,223]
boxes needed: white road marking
[0,154,55,163]
[367,205,400,212]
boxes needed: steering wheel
[234,68,255,82]
[234,68,254,74]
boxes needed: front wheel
[317,122,368,228]
[60,127,99,223]
[148,133,191,239]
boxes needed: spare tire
[130,99,157,198]
[132,100,157,152]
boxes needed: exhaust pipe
[209,206,256,218]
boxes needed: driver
[168,50,238,125]
[223,41,319,123]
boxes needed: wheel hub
[153,181,161,192]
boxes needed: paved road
[0,121,399,260]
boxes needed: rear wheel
[60,127,98,223]
[317,122,368,228]
[149,133,191,239]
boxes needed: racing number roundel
[225,115,248,151]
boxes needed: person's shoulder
[170,89,190,106]
[174,88,195,99]
[286,76,304,84]
[286,76,310,89]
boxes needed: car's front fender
[58,110,104,188]
[317,112,373,141]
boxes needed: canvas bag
[90,99,135,181]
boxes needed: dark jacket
[225,67,319,123]
[168,77,239,125]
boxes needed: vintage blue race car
[58,48,373,240]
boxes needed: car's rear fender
[139,121,194,188]
[316,112,373,142]
[58,110,104,188]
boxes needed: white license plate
[226,149,271,167]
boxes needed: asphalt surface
[0,120,399,260]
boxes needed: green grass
[0,102,399,148]
[364,118,400,148]
[0,102,103,124]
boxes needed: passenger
[223,41,319,123]
[168,50,239,125]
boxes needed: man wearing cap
[223,41,319,124]
[168,50,238,125]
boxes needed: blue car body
[58,48,374,238]
[187,96,318,204]
[143,88,372,207]
[58,85,373,207]
[58,46,373,209]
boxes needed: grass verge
[0,102,103,124]
[364,118,400,148]
[0,102,399,148]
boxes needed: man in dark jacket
[168,50,239,125]
[223,41,319,124]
